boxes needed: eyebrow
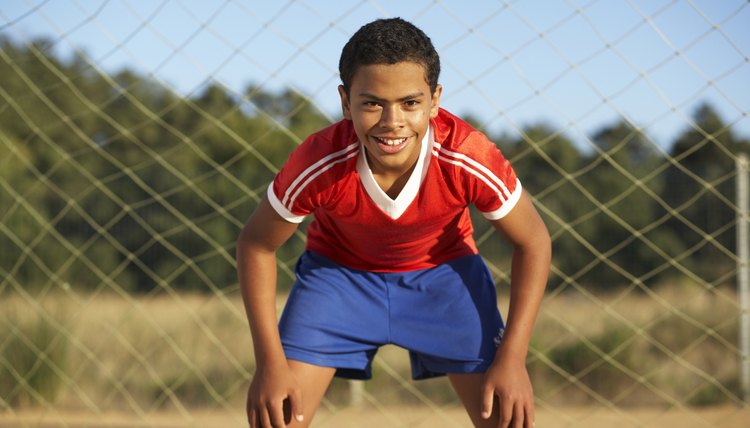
[358,92,425,103]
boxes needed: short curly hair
[338,18,441,95]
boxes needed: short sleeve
[267,134,360,223]
[267,184,307,223]
[462,132,523,220]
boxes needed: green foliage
[662,103,748,283]
[0,35,312,293]
[530,287,743,407]
[535,324,647,405]
[1,33,748,294]
[0,310,70,407]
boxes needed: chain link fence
[1,0,750,426]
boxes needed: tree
[580,119,675,286]
[663,103,745,283]
[506,123,586,289]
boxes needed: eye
[404,100,420,109]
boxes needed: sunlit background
[1,1,749,427]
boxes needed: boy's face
[339,62,442,176]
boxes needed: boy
[236,18,550,428]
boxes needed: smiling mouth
[372,136,410,154]
[374,136,408,146]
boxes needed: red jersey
[267,108,522,272]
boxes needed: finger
[513,401,524,428]
[499,396,514,428]
[525,400,535,428]
[268,399,286,428]
[288,386,305,423]
[246,391,255,428]
[481,386,494,420]
[248,407,257,428]
[259,406,273,428]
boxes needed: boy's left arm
[484,190,551,427]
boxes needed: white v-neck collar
[357,126,433,220]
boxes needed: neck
[372,161,417,199]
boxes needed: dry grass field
[1,279,747,427]
[2,405,750,427]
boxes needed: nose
[379,105,404,129]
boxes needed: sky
[1,0,749,150]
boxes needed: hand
[247,361,304,428]
[481,352,535,428]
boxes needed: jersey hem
[267,185,306,223]
[480,178,523,220]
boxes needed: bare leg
[284,360,336,427]
[448,373,500,428]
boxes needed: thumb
[481,386,495,420]
[289,386,305,422]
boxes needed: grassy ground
[0,278,745,427]
[2,405,750,427]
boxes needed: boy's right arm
[236,196,304,427]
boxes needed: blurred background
[1,0,749,427]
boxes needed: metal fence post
[738,153,749,405]
[349,380,364,407]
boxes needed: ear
[338,85,352,120]
[429,84,443,119]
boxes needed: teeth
[375,137,407,146]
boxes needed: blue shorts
[278,251,504,380]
